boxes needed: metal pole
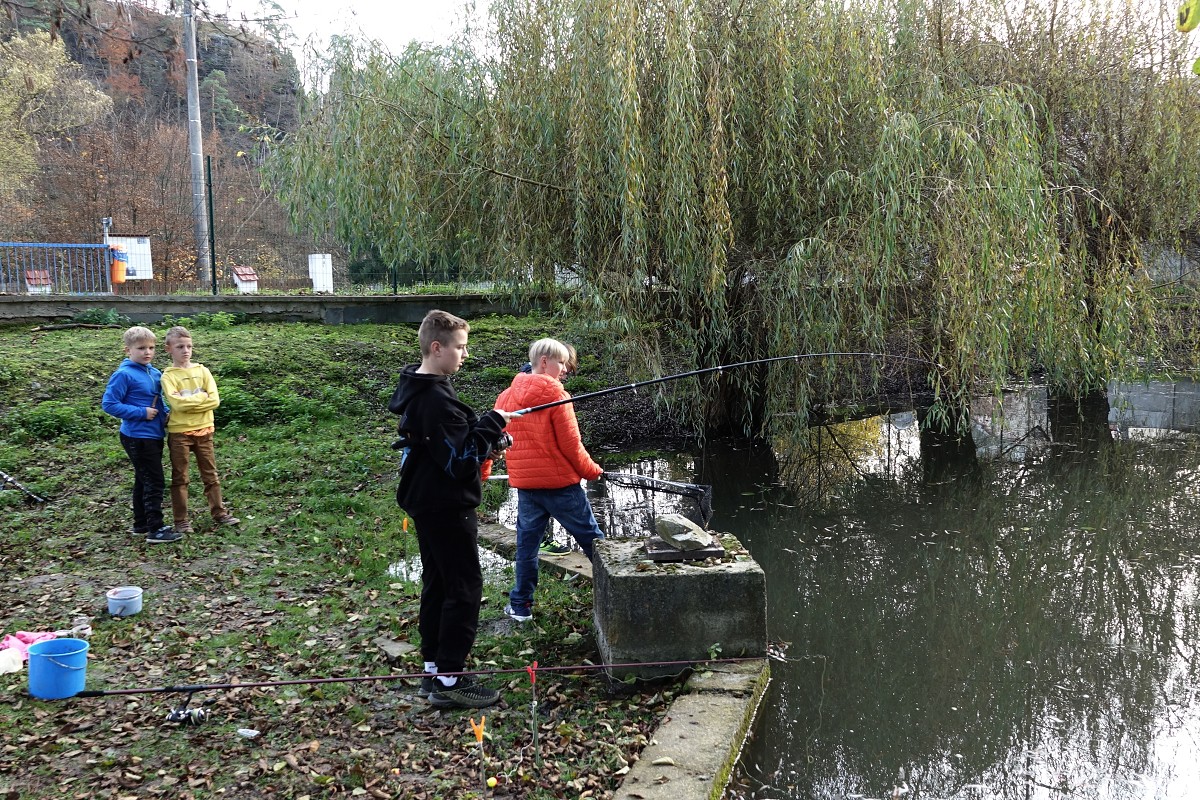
[206,155,217,295]
[183,0,212,280]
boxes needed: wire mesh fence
[0,142,353,296]
[0,137,492,297]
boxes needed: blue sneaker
[146,526,182,544]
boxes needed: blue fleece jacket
[101,358,168,439]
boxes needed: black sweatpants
[411,508,483,675]
[120,433,166,531]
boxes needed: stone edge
[477,523,766,799]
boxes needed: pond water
[504,378,1200,799]
[704,379,1200,800]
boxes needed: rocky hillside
[1,0,300,138]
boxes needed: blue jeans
[509,484,604,612]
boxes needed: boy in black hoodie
[388,309,513,709]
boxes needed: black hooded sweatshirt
[388,364,506,515]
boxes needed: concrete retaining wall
[477,523,770,800]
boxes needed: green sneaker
[538,539,571,557]
[429,676,500,709]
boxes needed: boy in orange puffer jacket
[495,338,605,622]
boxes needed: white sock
[424,662,437,674]
[436,675,458,688]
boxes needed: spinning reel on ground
[165,692,213,726]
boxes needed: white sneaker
[504,604,532,622]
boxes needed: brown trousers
[168,431,228,523]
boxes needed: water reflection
[388,549,512,582]
[1110,379,1200,438]
[971,387,1052,461]
[694,380,1200,799]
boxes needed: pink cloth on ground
[0,631,56,660]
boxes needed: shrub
[70,308,130,326]
[215,380,271,426]
[11,401,96,441]
[216,357,252,377]
[161,312,238,330]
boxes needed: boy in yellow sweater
[161,326,239,533]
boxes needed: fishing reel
[166,707,208,726]
[166,693,211,726]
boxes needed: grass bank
[0,314,680,799]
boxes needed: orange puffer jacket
[495,372,602,489]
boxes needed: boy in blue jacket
[101,326,179,544]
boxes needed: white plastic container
[106,586,143,617]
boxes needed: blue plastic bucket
[27,638,89,700]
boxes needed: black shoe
[428,676,500,709]
[418,675,435,698]
[146,526,182,544]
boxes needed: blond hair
[122,326,156,347]
[165,325,192,345]
[528,338,569,364]
[418,309,470,356]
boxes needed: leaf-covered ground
[0,315,685,799]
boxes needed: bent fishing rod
[511,351,937,417]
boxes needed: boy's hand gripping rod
[508,351,937,417]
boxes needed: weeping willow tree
[267,0,1200,437]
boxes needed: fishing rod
[511,351,936,417]
[73,656,766,704]
[0,468,47,503]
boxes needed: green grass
[0,316,676,799]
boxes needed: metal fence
[0,143,371,296]
[0,243,113,295]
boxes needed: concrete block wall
[593,534,767,678]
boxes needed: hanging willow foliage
[266,0,1200,437]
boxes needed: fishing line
[73,655,771,700]
[510,351,936,417]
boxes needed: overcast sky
[213,0,481,59]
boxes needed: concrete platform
[476,523,770,800]
[593,535,767,679]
